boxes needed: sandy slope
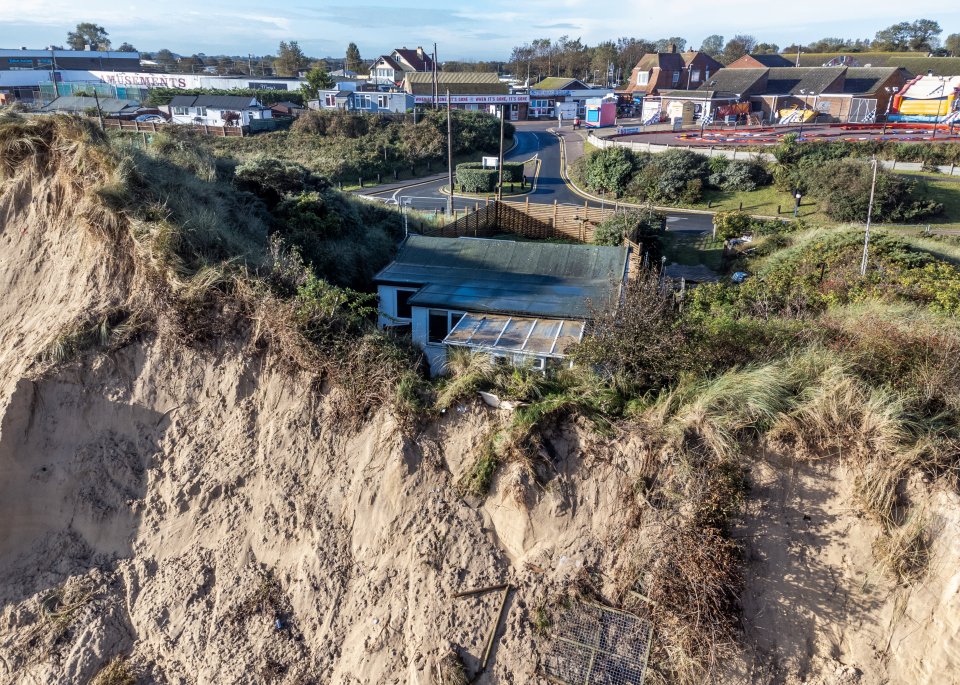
[1,146,959,685]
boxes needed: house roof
[764,67,846,95]
[841,67,903,95]
[531,77,590,91]
[698,68,768,97]
[394,47,434,71]
[405,71,506,95]
[730,54,794,68]
[168,95,260,109]
[374,54,404,71]
[374,236,628,319]
[40,96,140,114]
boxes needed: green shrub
[582,146,637,196]
[234,156,325,207]
[501,161,524,182]
[714,159,771,191]
[455,163,498,193]
[629,148,711,204]
[809,159,943,223]
[713,211,754,241]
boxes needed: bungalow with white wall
[308,81,413,113]
[374,236,629,375]
[166,94,271,127]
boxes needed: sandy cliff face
[1,129,959,685]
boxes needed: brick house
[625,47,723,97]
[370,47,436,85]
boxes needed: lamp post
[882,86,899,134]
[931,76,947,141]
[793,191,802,217]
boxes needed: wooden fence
[421,198,624,242]
[103,120,246,137]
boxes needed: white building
[166,95,271,127]
[374,236,630,375]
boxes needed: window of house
[377,95,389,109]
[324,93,336,107]
[637,71,650,86]
[195,106,207,116]
[357,94,371,109]
[672,71,680,85]
[173,106,188,115]
[428,310,464,344]
[395,289,415,319]
[690,70,701,83]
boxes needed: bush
[582,146,637,196]
[713,211,754,241]
[716,159,771,191]
[501,161,524,182]
[456,163,498,193]
[629,148,710,204]
[809,159,943,223]
[234,156,326,208]
[593,208,665,246]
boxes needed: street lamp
[882,86,899,134]
[797,89,817,140]
[931,76,947,141]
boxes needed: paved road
[359,120,714,232]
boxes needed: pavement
[355,120,715,232]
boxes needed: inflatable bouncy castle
[888,75,960,123]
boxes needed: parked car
[134,114,165,124]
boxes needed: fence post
[525,196,530,217]
[891,159,896,171]
[553,200,558,235]
[584,201,589,225]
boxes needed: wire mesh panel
[543,603,652,685]
[848,98,878,123]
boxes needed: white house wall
[411,306,448,375]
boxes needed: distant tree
[699,35,724,57]
[153,49,178,67]
[874,19,939,51]
[615,37,655,76]
[116,42,137,52]
[275,41,308,76]
[907,19,942,51]
[302,65,334,98]
[590,41,619,84]
[946,33,960,56]
[654,37,687,52]
[345,43,362,72]
[721,35,757,64]
[66,23,111,51]
[754,42,780,54]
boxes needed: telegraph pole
[433,43,439,110]
[446,89,454,217]
[860,157,879,276]
[497,104,505,202]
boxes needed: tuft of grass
[91,656,136,685]
[873,512,931,583]
[434,648,469,685]
[460,434,501,497]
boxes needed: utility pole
[497,104,505,202]
[446,89,454,217]
[860,157,879,276]
[50,48,59,98]
[433,43,439,110]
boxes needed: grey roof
[744,54,794,67]
[40,96,140,113]
[841,67,902,95]
[698,68,768,97]
[764,67,846,95]
[374,236,628,319]
[168,95,260,109]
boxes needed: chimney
[417,47,424,58]
[669,43,676,54]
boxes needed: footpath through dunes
[0,114,959,685]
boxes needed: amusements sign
[91,71,204,89]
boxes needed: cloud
[533,22,581,29]
[300,4,468,29]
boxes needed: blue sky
[0,0,958,60]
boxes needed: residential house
[624,47,723,98]
[726,54,795,69]
[404,72,528,118]
[527,77,613,120]
[649,68,768,123]
[374,236,629,375]
[370,46,436,85]
[166,94,271,127]
[308,85,413,113]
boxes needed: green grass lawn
[692,186,821,220]
[662,229,725,271]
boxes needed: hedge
[458,161,525,183]
[456,164,498,193]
